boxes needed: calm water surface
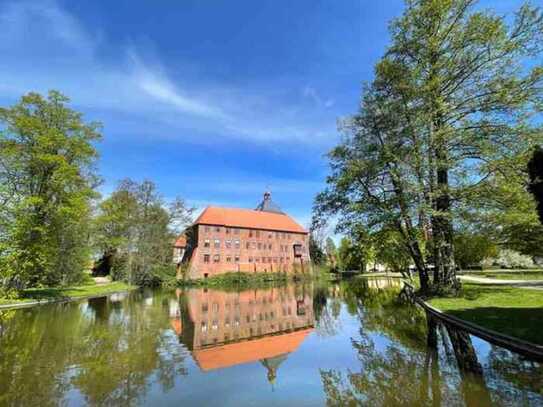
[1,278,542,406]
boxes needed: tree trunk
[431,156,456,290]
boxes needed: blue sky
[0,0,527,227]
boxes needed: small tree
[93,179,193,286]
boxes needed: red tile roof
[174,235,187,247]
[194,206,307,234]
[192,328,313,371]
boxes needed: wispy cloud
[303,86,335,109]
[0,0,339,148]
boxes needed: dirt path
[93,276,111,285]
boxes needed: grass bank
[428,283,543,345]
[177,271,318,290]
[0,281,134,308]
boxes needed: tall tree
[315,0,543,294]
[0,91,101,290]
[93,179,193,286]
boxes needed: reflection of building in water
[170,285,314,381]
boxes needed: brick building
[174,192,310,280]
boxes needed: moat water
[0,278,542,406]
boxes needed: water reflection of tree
[317,282,542,407]
[0,290,187,406]
[314,283,343,337]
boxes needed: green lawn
[429,284,543,345]
[0,282,134,307]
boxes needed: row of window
[199,321,302,345]
[203,226,300,240]
[200,297,294,313]
[203,254,293,264]
[199,312,296,332]
[203,239,297,252]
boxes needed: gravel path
[459,275,543,287]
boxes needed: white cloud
[0,0,339,147]
[303,86,335,109]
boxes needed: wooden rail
[404,281,543,361]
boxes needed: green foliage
[308,233,326,265]
[314,0,543,293]
[92,179,194,286]
[337,237,367,272]
[179,271,288,290]
[0,91,101,289]
[454,232,498,269]
[324,237,338,269]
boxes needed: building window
[262,257,266,263]
[255,257,260,263]
[258,242,262,250]
[246,242,250,249]
[287,234,291,240]
[249,257,253,263]
[252,241,257,249]
[256,230,260,238]
[226,227,230,234]
[235,256,240,263]
[268,244,272,250]
[201,321,207,332]
[273,257,278,263]
[204,239,210,248]
[203,254,210,263]
[280,257,283,263]
[268,232,273,238]
[205,226,210,233]
[214,239,220,249]
[268,257,272,263]
[226,256,231,263]
[215,226,221,233]
[234,228,240,235]
[213,254,220,263]
[235,240,240,249]
[225,240,231,249]
[249,230,254,237]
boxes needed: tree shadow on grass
[444,307,543,346]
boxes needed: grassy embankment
[428,283,543,345]
[178,265,334,290]
[0,281,133,307]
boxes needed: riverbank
[428,283,543,345]
[0,281,135,310]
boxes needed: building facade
[169,284,314,376]
[174,192,311,280]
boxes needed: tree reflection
[0,290,187,406]
[318,281,543,407]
